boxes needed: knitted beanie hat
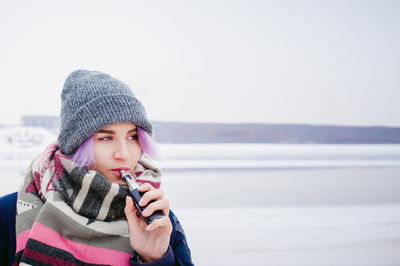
[58,70,153,155]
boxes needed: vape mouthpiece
[120,169,129,178]
[120,170,139,191]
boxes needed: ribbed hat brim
[58,93,153,155]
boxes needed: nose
[113,140,130,161]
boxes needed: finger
[125,197,140,225]
[142,198,170,217]
[146,216,172,232]
[138,182,154,193]
[124,196,135,219]
[139,189,164,207]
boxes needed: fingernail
[146,225,151,231]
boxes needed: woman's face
[89,122,141,184]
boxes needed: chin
[107,177,124,184]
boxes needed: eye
[98,136,113,141]
[128,134,138,140]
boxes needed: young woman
[0,70,193,265]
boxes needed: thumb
[125,196,141,225]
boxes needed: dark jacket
[0,192,193,266]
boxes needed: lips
[111,167,130,177]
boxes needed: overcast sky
[0,0,399,127]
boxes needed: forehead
[98,122,137,132]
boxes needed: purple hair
[71,126,159,168]
[137,126,159,160]
[70,135,95,168]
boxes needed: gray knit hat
[58,70,153,155]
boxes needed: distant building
[21,115,59,129]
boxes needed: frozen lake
[1,143,400,265]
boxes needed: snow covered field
[1,133,400,265]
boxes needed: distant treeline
[2,117,400,144]
[152,121,400,144]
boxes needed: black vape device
[120,170,164,224]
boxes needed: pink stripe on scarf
[16,229,30,253]
[136,179,161,189]
[17,222,131,265]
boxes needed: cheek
[92,144,110,168]
[130,144,142,162]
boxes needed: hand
[124,183,172,263]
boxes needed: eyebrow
[97,128,137,134]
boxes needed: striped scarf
[15,143,162,265]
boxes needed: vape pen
[120,170,164,224]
